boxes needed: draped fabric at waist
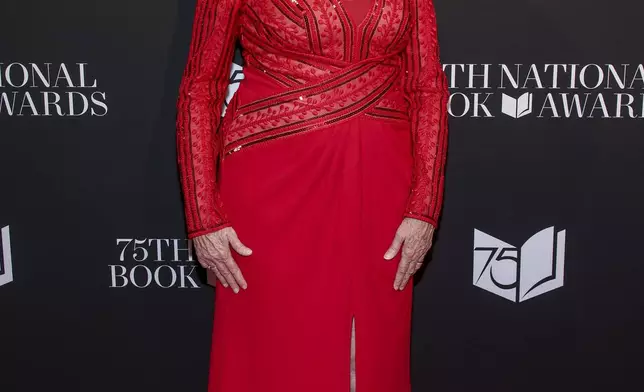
[221,55,411,156]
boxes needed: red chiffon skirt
[210,69,415,392]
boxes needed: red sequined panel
[176,0,449,237]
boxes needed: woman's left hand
[384,217,435,290]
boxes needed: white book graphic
[221,62,245,117]
[0,225,13,287]
[501,92,533,118]
[473,227,566,302]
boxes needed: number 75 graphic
[473,227,566,302]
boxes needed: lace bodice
[176,0,450,238]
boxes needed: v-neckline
[336,0,379,33]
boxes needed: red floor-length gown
[176,1,449,391]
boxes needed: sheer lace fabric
[176,0,449,238]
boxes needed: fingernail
[233,287,239,293]
[384,251,392,259]
[242,284,248,290]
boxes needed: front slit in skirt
[211,111,415,392]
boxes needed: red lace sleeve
[176,0,242,239]
[401,0,450,228]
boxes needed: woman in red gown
[176,1,449,391]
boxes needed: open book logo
[501,92,533,118]
[221,62,245,117]
[0,225,13,287]
[473,227,566,302]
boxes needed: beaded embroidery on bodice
[176,0,450,238]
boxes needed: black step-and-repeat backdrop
[1,1,643,391]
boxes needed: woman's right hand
[193,227,252,293]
